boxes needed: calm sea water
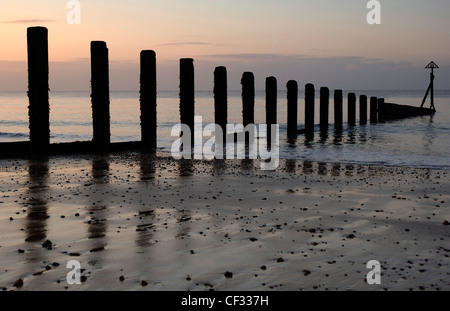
[1,90,449,170]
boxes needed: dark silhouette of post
[377,98,385,122]
[241,72,255,127]
[140,50,157,151]
[91,41,110,152]
[180,58,195,145]
[265,76,277,144]
[320,87,329,131]
[334,90,343,129]
[286,80,298,139]
[359,95,368,125]
[370,96,378,123]
[305,83,315,134]
[27,27,50,155]
[348,92,356,126]
[214,66,227,142]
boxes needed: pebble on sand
[224,271,233,279]
[13,279,23,288]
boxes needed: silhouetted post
[27,27,49,155]
[265,76,277,144]
[377,98,385,122]
[320,87,329,131]
[180,58,195,145]
[91,41,110,152]
[140,50,157,151]
[334,90,343,129]
[241,72,255,127]
[286,80,298,139]
[348,92,356,126]
[359,95,368,125]
[214,66,227,145]
[305,83,315,134]
[370,96,378,123]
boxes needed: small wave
[0,132,28,138]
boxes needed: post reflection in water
[25,158,50,244]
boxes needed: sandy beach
[0,152,449,291]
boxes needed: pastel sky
[1,0,449,91]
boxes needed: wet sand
[0,153,449,291]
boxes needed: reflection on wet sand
[139,153,156,182]
[87,156,109,265]
[178,159,194,177]
[25,158,49,243]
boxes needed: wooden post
[348,92,356,126]
[265,76,277,144]
[214,66,228,139]
[370,96,378,123]
[180,58,195,145]
[377,98,385,122]
[286,80,298,139]
[90,41,110,152]
[320,87,329,131]
[305,83,315,134]
[241,72,255,127]
[27,27,50,155]
[140,50,157,151]
[359,95,368,125]
[334,90,343,129]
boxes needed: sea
[1,90,449,170]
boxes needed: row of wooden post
[26,27,386,156]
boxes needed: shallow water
[1,90,449,169]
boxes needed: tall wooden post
[348,92,356,126]
[287,80,298,139]
[377,98,385,122]
[140,50,157,151]
[27,27,50,155]
[214,66,228,139]
[305,83,315,134]
[265,76,277,144]
[334,90,343,129]
[180,58,195,145]
[91,41,110,152]
[241,72,255,127]
[370,96,378,123]
[320,87,329,131]
[359,95,368,125]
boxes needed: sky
[1,0,450,91]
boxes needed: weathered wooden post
[359,95,368,125]
[241,72,255,127]
[348,92,356,126]
[305,83,315,134]
[214,66,227,142]
[286,80,298,139]
[320,87,329,131]
[91,41,110,152]
[377,98,385,122]
[180,58,195,145]
[27,26,50,155]
[370,96,378,123]
[140,50,157,151]
[265,76,277,144]
[334,90,343,129]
